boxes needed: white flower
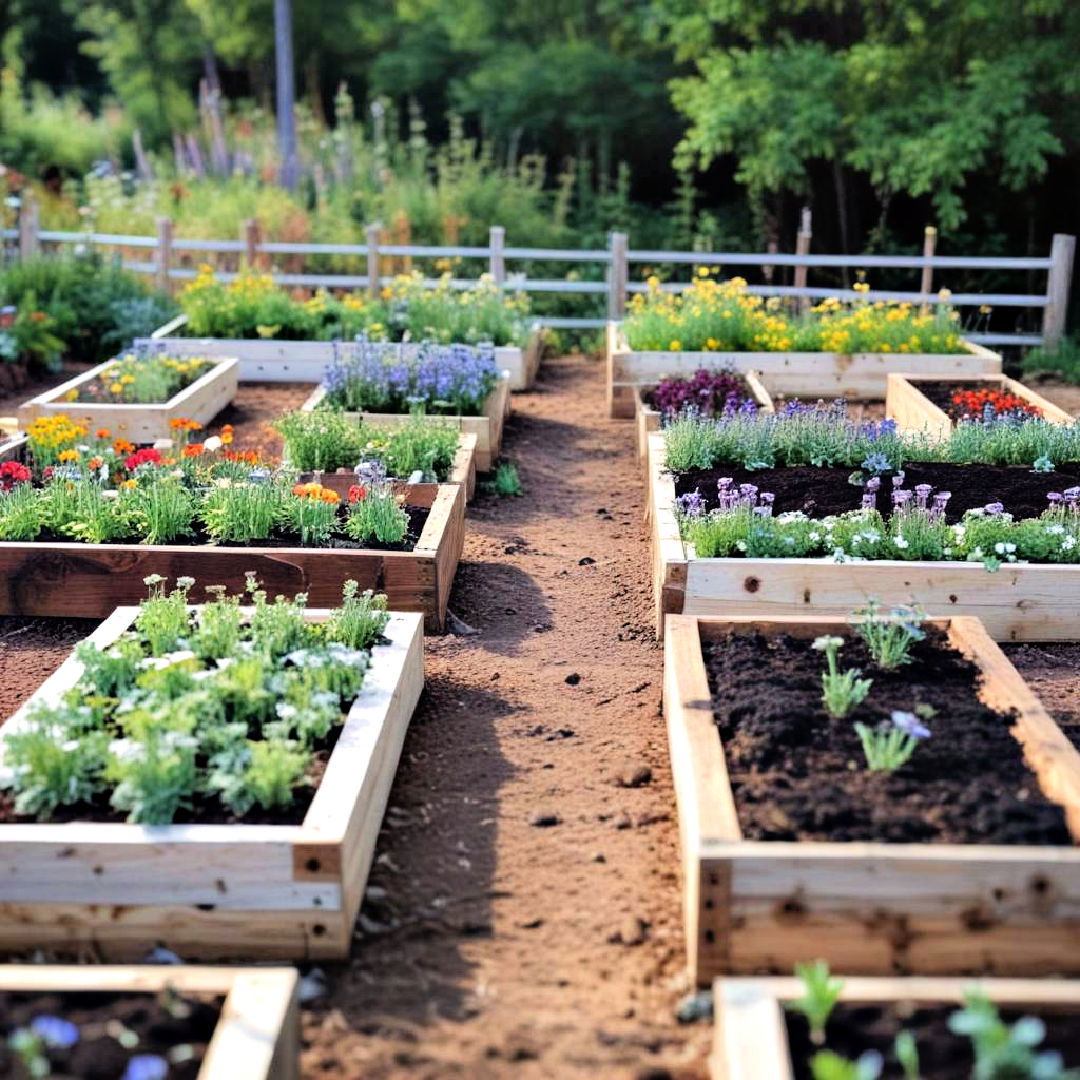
[735,540,747,552]
[893,536,910,549]
[204,436,222,452]
[808,532,821,543]
[153,438,174,450]
[1047,524,1066,536]
[1064,536,1077,552]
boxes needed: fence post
[489,225,505,286]
[18,195,39,261]
[1043,233,1076,348]
[242,218,263,269]
[607,231,628,319]
[155,216,174,294]
[793,207,812,312]
[919,226,937,313]
[365,223,382,297]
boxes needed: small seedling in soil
[809,1050,883,1080]
[491,462,523,497]
[853,598,926,669]
[788,959,844,1045]
[812,636,872,719]
[854,710,931,773]
[894,1031,920,1080]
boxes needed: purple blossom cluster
[323,339,498,415]
[860,471,952,519]
[676,479,776,520]
[1046,487,1080,511]
[645,368,753,418]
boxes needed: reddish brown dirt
[0,358,705,1078]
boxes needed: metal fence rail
[6,200,1075,348]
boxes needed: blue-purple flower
[122,1055,169,1080]
[31,1015,79,1048]
[890,710,931,739]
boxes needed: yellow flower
[58,449,79,462]
[646,275,660,289]
[669,340,682,351]
[938,288,952,302]
[109,382,122,394]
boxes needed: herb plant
[853,600,926,669]
[854,711,932,772]
[788,960,845,1045]
[491,462,523,497]
[812,636,872,719]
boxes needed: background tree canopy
[0,0,1078,267]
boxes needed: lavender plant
[812,636,873,719]
[854,711,931,772]
[853,600,926,669]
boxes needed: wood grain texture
[16,358,240,443]
[0,481,463,632]
[886,371,1074,437]
[710,977,1080,1080]
[646,432,687,638]
[0,611,424,961]
[665,614,1080,985]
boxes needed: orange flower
[169,417,202,432]
[320,488,341,504]
[113,439,135,455]
[292,482,339,503]
[95,428,111,439]
[88,457,104,470]
[183,443,205,458]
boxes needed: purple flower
[914,484,933,508]
[122,1055,169,1080]
[891,710,931,739]
[892,471,906,488]
[865,476,881,493]
[676,489,705,519]
[984,502,1004,516]
[31,1015,79,1048]
[1048,492,1064,504]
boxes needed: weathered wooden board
[711,976,1080,1080]
[297,430,478,502]
[16,358,240,443]
[147,323,544,390]
[647,430,1080,642]
[633,371,775,464]
[886,371,1076,438]
[0,965,298,1080]
[0,481,464,632]
[302,377,510,471]
[608,321,1002,418]
[665,613,1080,986]
[0,608,424,961]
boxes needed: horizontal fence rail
[4,201,1074,348]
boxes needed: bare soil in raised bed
[0,360,704,1078]
[0,988,221,1079]
[703,628,1071,844]
[786,1003,1080,1079]
[674,461,1080,521]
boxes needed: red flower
[124,447,163,470]
[0,460,31,488]
[347,484,367,503]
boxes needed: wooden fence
[4,201,1074,348]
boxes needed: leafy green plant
[853,600,926,669]
[788,960,845,1045]
[345,485,410,545]
[894,1031,920,1080]
[491,461,523,496]
[855,711,931,772]
[812,635,872,719]
[810,1050,883,1080]
[323,580,389,650]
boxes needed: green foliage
[491,461,523,497]
[809,1051,882,1080]
[853,600,926,670]
[345,485,410,545]
[811,635,872,720]
[1023,337,1080,386]
[788,960,844,1044]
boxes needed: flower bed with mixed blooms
[665,404,1080,569]
[179,266,529,348]
[0,415,421,550]
[923,382,1045,424]
[625,274,966,355]
[64,352,215,405]
[0,575,391,826]
[318,340,499,417]
[640,368,755,418]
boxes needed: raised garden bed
[16,357,240,444]
[711,976,1080,1079]
[634,371,775,463]
[608,322,1001,419]
[301,377,510,472]
[0,603,424,960]
[887,372,1074,438]
[647,431,1080,641]
[664,611,1080,985]
[0,965,298,1079]
[0,479,463,631]
[145,316,544,390]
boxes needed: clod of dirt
[578,556,596,566]
[609,916,648,946]
[564,673,581,686]
[592,852,606,863]
[519,918,544,930]
[613,812,633,830]
[615,761,653,788]
[530,812,561,828]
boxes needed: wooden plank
[648,432,688,638]
[16,358,239,443]
[666,613,1080,984]
[0,611,424,959]
[0,482,459,631]
[711,976,1080,1080]
[302,378,509,472]
[886,371,1075,436]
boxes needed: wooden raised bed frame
[886,371,1075,438]
[147,317,544,390]
[608,322,1002,418]
[0,965,298,1079]
[0,480,463,632]
[711,976,1080,1080]
[633,372,775,464]
[17,357,240,444]
[647,430,1080,641]
[297,430,478,503]
[301,376,510,472]
[0,607,423,961]
[665,612,1080,986]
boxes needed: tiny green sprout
[894,1030,919,1080]
[492,461,523,497]
[810,1050,883,1080]
[812,635,872,719]
[788,960,844,1045]
[855,710,931,772]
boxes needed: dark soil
[787,1003,1080,1079]
[0,989,221,1079]
[703,628,1072,844]
[916,379,1043,421]
[675,461,1080,522]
